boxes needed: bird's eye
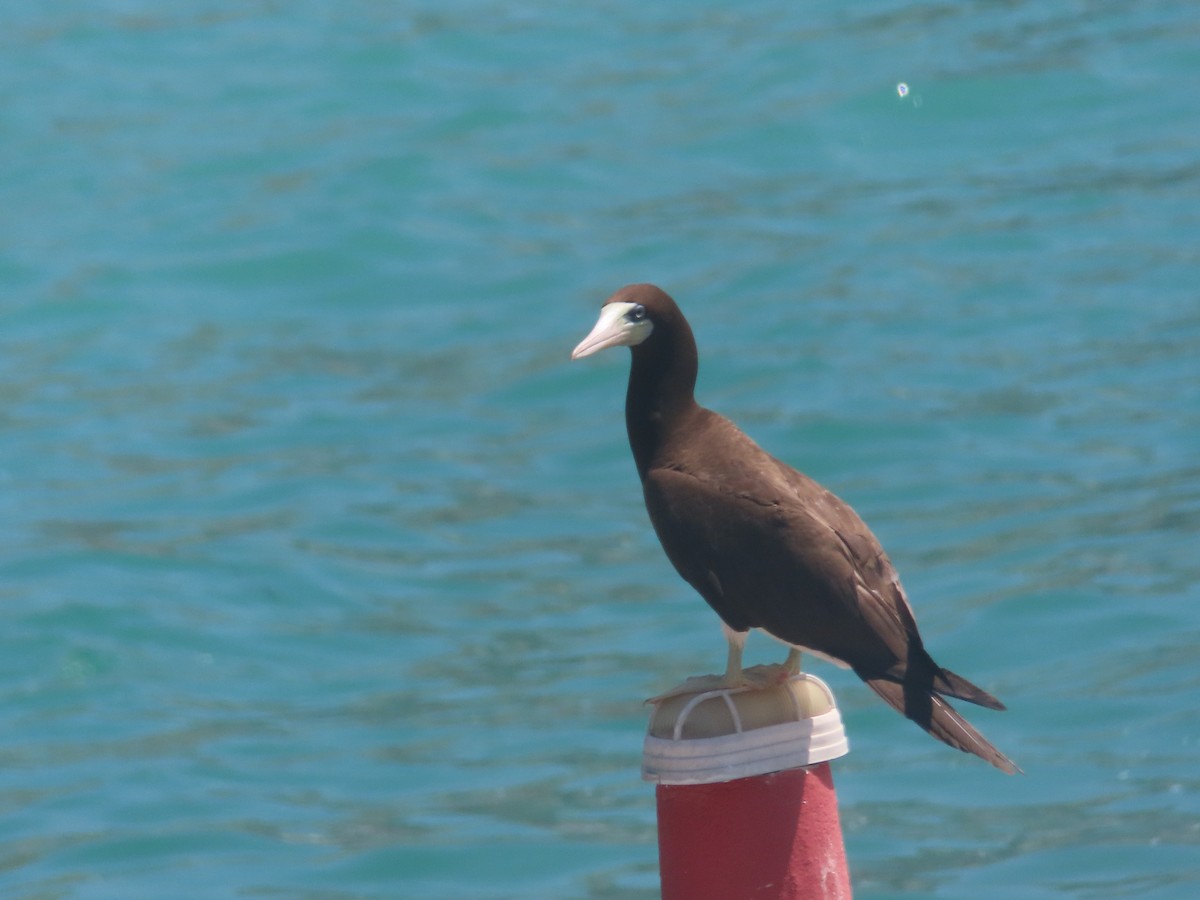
[628,304,647,322]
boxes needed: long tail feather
[931,667,1006,711]
[862,675,1020,774]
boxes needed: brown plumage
[572,283,1018,774]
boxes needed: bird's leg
[645,626,800,701]
[646,624,752,702]
[738,645,803,688]
[720,626,790,690]
[718,624,748,688]
[783,647,802,676]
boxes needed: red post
[656,763,851,899]
[643,674,852,899]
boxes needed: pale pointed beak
[571,302,648,360]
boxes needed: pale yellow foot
[647,653,801,703]
[646,638,803,704]
[739,662,797,687]
[646,673,733,703]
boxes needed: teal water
[2,2,1198,897]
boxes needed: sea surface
[2,2,1198,897]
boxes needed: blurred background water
[1,1,1198,897]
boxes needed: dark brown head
[570,283,690,361]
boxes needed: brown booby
[572,284,1018,773]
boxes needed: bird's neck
[624,336,699,479]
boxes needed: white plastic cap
[642,673,850,785]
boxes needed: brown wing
[641,437,913,676]
[644,409,1005,709]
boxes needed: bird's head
[571,284,674,360]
